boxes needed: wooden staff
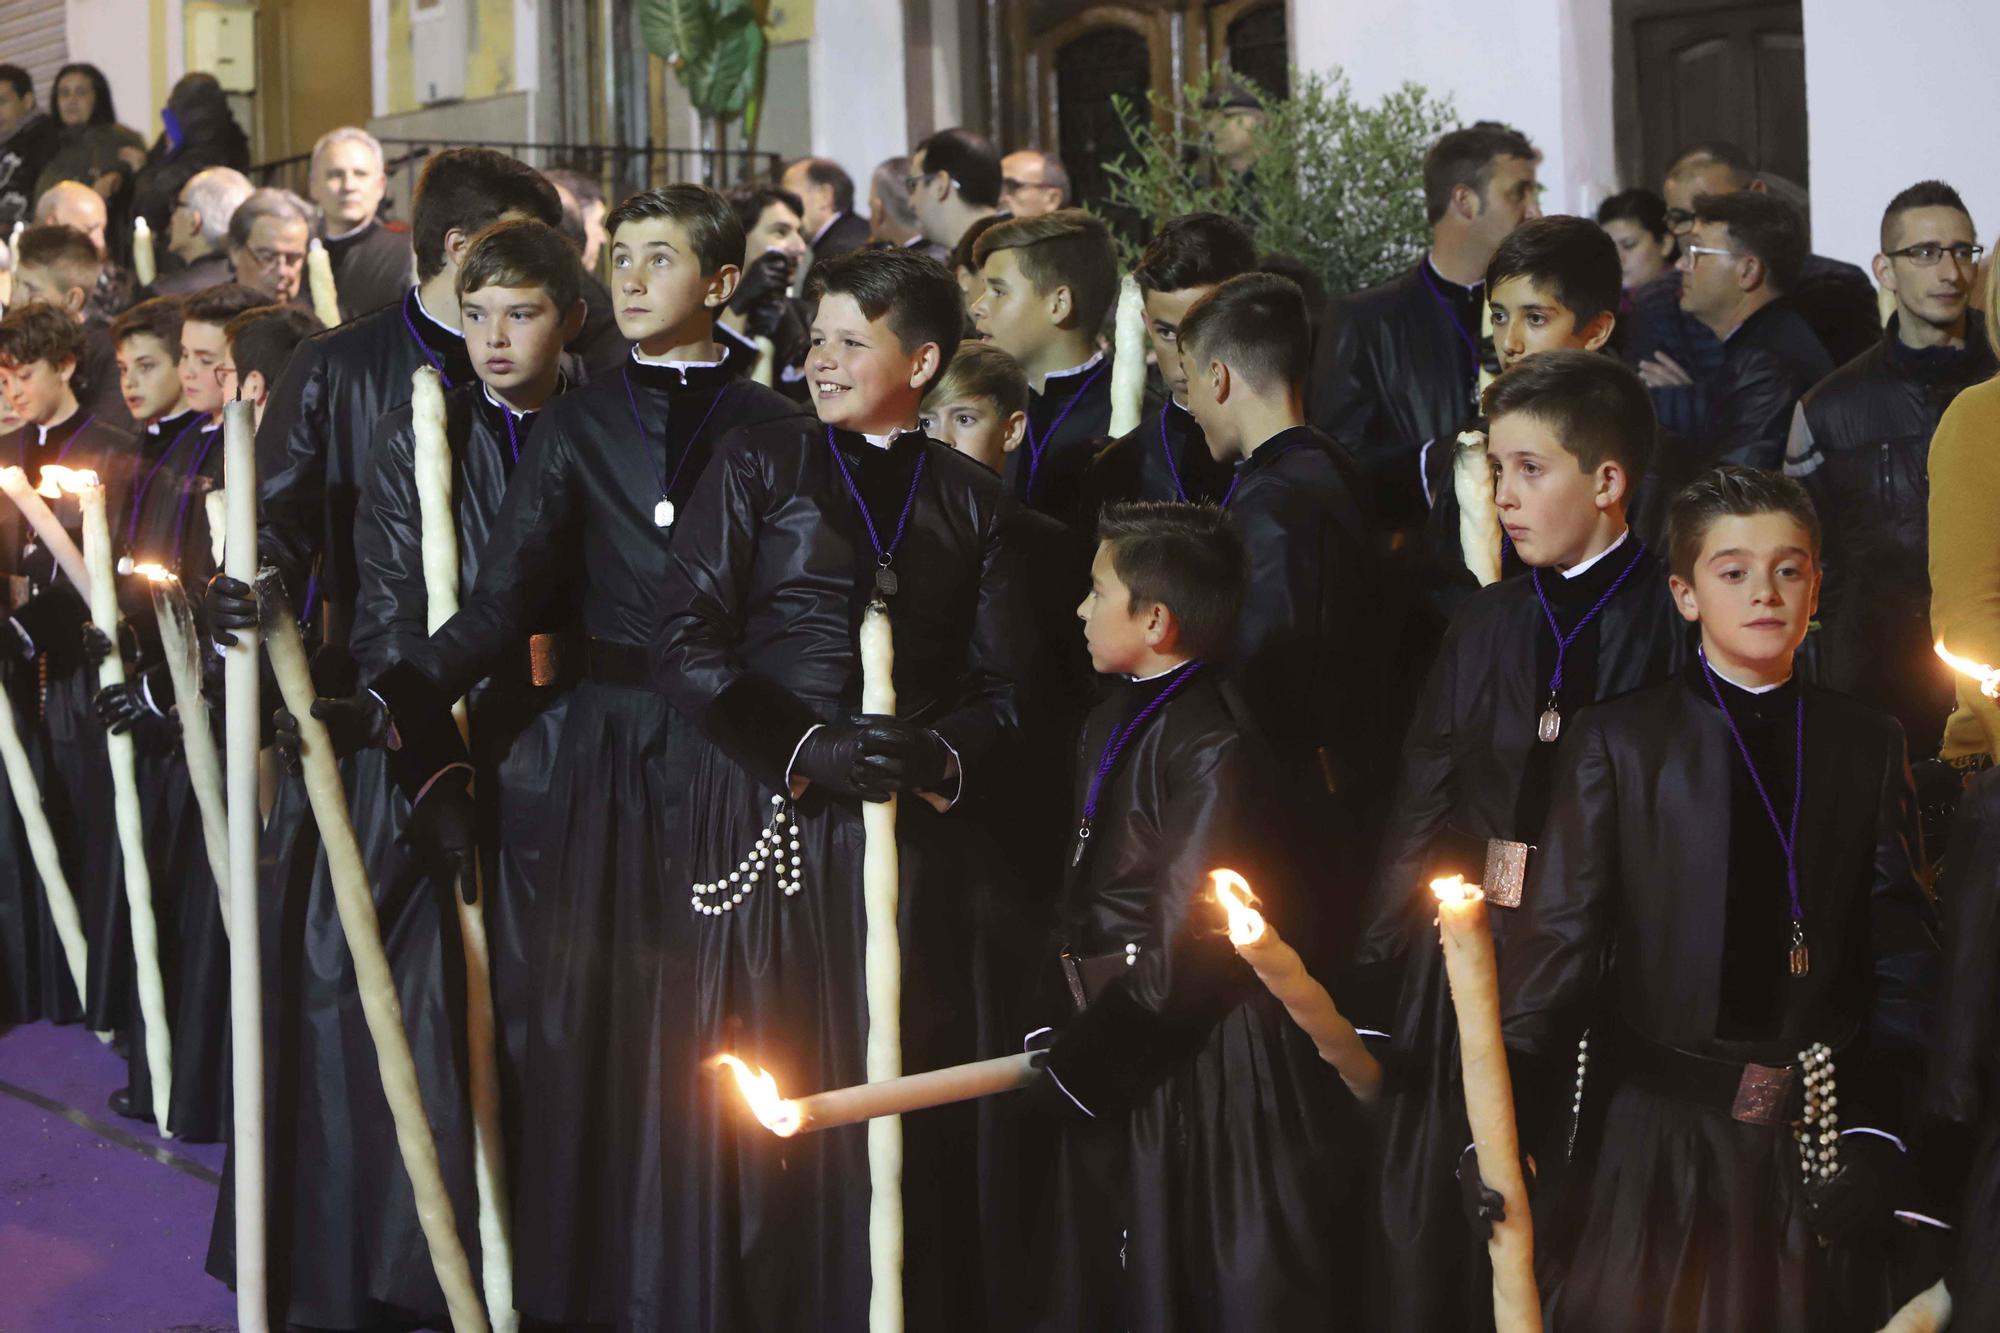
[1108,274,1146,439]
[717,1051,1039,1137]
[306,237,341,329]
[141,567,230,924]
[410,366,515,1332]
[258,567,488,1333]
[1211,870,1381,1103]
[1432,875,1540,1333]
[858,597,903,1333]
[132,216,157,287]
[63,467,173,1136]
[220,401,268,1332]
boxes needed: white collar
[411,285,458,335]
[1128,662,1190,683]
[1041,349,1106,385]
[1702,649,1791,695]
[481,381,532,420]
[1559,527,1631,580]
[903,234,928,249]
[1425,253,1483,293]
[632,344,726,372]
[861,426,913,450]
[322,217,376,243]
[811,211,847,246]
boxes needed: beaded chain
[1567,1031,1591,1161]
[1795,1042,1840,1185]
[690,793,804,917]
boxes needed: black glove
[93,681,153,735]
[82,621,116,668]
[203,574,258,647]
[272,688,391,769]
[1804,1132,1902,1245]
[854,717,954,793]
[732,251,796,339]
[790,721,894,802]
[1457,1144,1534,1241]
[404,770,479,903]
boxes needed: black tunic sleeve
[349,407,426,678]
[254,336,331,603]
[416,405,581,700]
[923,495,1030,777]
[1702,349,1797,472]
[1041,730,1259,1116]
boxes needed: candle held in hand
[1935,639,2000,700]
[132,216,156,286]
[716,1052,1041,1137]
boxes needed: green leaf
[637,0,768,121]
[637,0,711,66]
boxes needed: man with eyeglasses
[224,187,314,306]
[1783,181,1994,757]
[1670,190,1831,490]
[155,165,252,297]
[906,126,1003,258]
[998,148,1069,220]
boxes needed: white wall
[69,0,183,139]
[809,0,909,184]
[1803,0,2000,271]
[1290,0,1617,222]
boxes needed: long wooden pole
[858,598,903,1333]
[221,399,268,1333]
[145,571,230,924]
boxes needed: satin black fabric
[652,420,1029,1331]
[1343,544,1684,1332]
[1502,672,1940,1330]
[257,288,473,640]
[1092,396,1234,507]
[1001,356,1122,527]
[1023,672,1365,1332]
[322,219,415,324]
[1308,260,1484,531]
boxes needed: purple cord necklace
[125,416,205,544]
[400,290,457,390]
[1528,538,1646,742]
[168,426,223,567]
[1074,661,1203,866]
[1699,647,1810,977]
[1024,359,1108,502]
[826,426,927,599]
[623,366,733,528]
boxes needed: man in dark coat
[784,155,871,273]
[1785,180,1994,756]
[1308,122,1541,532]
[308,127,415,322]
[0,65,58,230]
[153,165,252,298]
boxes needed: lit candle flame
[1935,639,2000,701]
[35,465,99,498]
[1210,868,1267,947]
[713,1054,803,1137]
[133,562,177,585]
[1430,873,1485,907]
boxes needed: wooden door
[253,0,374,163]
[1615,0,1806,191]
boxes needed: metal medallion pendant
[1537,702,1562,744]
[1789,920,1811,978]
[874,564,899,598]
[654,497,676,528]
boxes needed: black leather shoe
[107,1087,150,1122]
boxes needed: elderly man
[999,148,1069,219]
[226,187,313,304]
[781,156,869,268]
[156,165,252,295]
[308,126,411,319]
[33,178,106,253]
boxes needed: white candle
[67,468,174,1137]
[858,596,903,1333]
[717,1051,1040,1137]
[1108,274,1146,439]
[1453,430,1503,587]
[132,216,156,287]
[139,566,229,923]
[0,465,91,591]
[306,236,341,328]
[260,568,490,1333]
[220,400,269,1333]
[1432,875,1541,1333]
[410,365,516,1333]
[0,652,87,1004]
[1212,870,1382,1103]
[1879,1279,1952,1332]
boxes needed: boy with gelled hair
[1501,466,1937,1330]
[653,244,1026,1331]
[918,338,1027,475]
[1348,349,1682,1332]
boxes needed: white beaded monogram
[690,794,804,917]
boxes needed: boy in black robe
[653,246,1028,1332]
[969,209,1125,524]
[348,185,803,1328]
[1094,213,1256,507]
[1026,501,1363,1331]
[1500,466,1939,1331]
[1347,351,1683,1332]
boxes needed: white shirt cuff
[785,723,825,788]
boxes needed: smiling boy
[1501,466,1938,1331]
[653,245,1027,1331]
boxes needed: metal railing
[251,139,785,217]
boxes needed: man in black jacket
[782,156,870,270]
[307,127,414,322]
[1786,180,1993,755]
[1308,122,1541,532]
[1673,191,1831,485]
[0,65,57,230]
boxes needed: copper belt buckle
[1482,838,1532,909]
[1731,1062,1796,1126]
[527,632,561,687]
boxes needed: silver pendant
[1537,705,1562,744]
[875,565,898,598]
[654,497,675,528]
[116,555,134,576]
[1789,920,1810,978]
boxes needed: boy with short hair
[1027,501,1361,1331]
[1501,466,1937,1330]
[110,297,194,436]
[176,283,270,427]
[970,208,1123,521]
[1348,350,1683,1332]
[653,245,1026,1330]
[918,338,1027,474]
[13,221,131,429]
[222,304,323,429]
[1107,211,1260,505]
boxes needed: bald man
[34,179,106,254]
[1000,149,1069,219]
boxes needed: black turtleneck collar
[401,287,466,368]
[1235,423,1315,476]
[1882,312,1990,380]
[322,217,379,256]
